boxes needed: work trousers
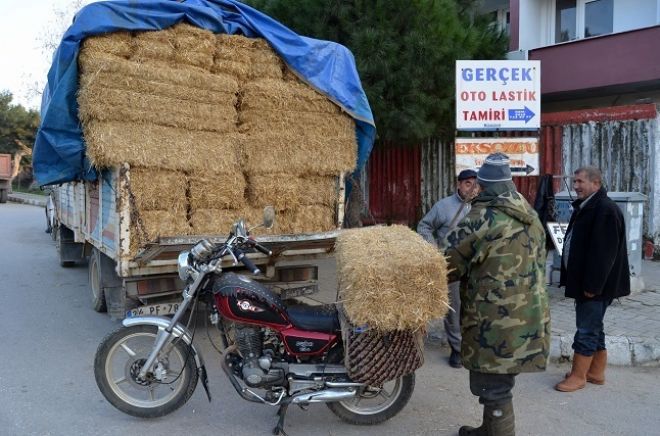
[469,371,517,408]
[444,281,462,352]
[573,298,612,356]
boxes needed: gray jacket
[417,192,471,249]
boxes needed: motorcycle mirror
[263,206,275,229]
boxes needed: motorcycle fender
[122,316,205,370]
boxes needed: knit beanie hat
[477,152,512,186]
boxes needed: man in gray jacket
[417,169,478,368]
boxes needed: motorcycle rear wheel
[94,325,198,418]
[326,373,415,425]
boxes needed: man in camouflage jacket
[444,153,550,436]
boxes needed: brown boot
[555,353,593,392]
[458,406,489,436]
[586,349,607,384]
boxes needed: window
[554,0,613,43]
[584,0,613,38]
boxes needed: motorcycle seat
[286,303,340,334]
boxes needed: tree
[244,0,508,143]
[0,91,40,178]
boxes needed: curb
[550,334,660,367]
[8,194,47,208]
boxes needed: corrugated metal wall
[420,138,455,214]
[367,143,421,224]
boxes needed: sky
[0,0,95,110]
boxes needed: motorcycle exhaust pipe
[291,389,357,404]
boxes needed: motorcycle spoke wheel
[95,325,198,418]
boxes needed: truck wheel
[90,248,107,312]
[0,189,7,203]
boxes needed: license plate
[126,302,181,318]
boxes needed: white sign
[455,137,540,177]
[455,60,541,130]
[547,221,568,256]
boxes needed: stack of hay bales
[77,24,357,255]
[335,225,449,332]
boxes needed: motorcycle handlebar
[252,241,272,256]
[234,249,261,275]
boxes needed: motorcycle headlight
[177,251,192,281]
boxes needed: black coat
[560,187,631,300]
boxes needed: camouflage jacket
[445,182,550,374]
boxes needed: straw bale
[189,173,247,210]
[77,85,237,133]
[172,23,216,70]
[241,134,357,176]
[78,51,239,94]
[248,61,284,80]
[131,209,192,255]
[81,32,133,58]
[238,109,355,138]
[129,168,188,212]
[247,174,337,209]
[190,209,244,235]
[132,29,175,63]
[287,205,336,234]
[335,225,449,332]
[83,121,241,173]
[79,70,236,106]
[241,79,340,114]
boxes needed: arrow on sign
[508,106,535,123]
[510,165,535,175]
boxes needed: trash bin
[554,191,647,292]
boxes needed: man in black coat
[555,166,630,392]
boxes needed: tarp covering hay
[77,25,355,254]
[336,225,449,332]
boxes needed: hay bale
[190,208,244,235]
[80,31,133,58]
[78,51,239,94]
[238,109,355,137]
[172,23,216,70]
[213,34,283,81]
[335,225,449,332]
[83,121,241,173]
[78,85,237,133]
[287,205,336,234]
[131,209,191,255]
[129,168,187,212]
[241,79,340,114]
[132,28,175,63]
[247,174,337,209]
[79,70,236,106]
[241,134,357,176]
[189,173,247,210]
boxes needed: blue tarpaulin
[33,0,375,186]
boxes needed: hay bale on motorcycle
[335,225,450,332]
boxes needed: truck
[35,1,375,320]
[50,166,345,319]
[0,154,11,203]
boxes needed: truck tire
[89,248,107,312]
[0,188,7,203]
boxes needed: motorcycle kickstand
[273,403,289,436]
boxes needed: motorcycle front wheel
[94,325,198,418]
[326,373,415,425]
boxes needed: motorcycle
[94,208,415,435]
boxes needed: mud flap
[199,366,212,402]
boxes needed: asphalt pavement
[1,202,659,436]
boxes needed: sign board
[456,60,541,130]
[455,137,540,177]
[547,221,568,256]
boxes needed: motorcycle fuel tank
[213,272,289,327]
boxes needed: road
[1,203,658,436]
